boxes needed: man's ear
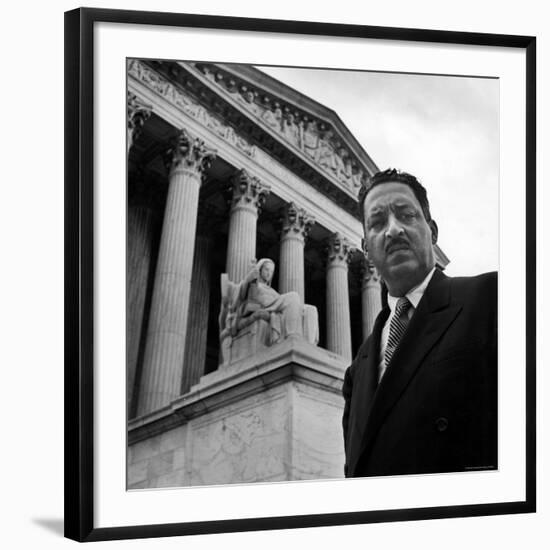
[429,220,439,245]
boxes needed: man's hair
[358,168,432,223]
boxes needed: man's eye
[368,220,383,230]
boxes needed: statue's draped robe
[238,281,301,343]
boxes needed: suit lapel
[347,307,389,474]
[354,269,462,472]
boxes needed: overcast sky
[257,66,499,277]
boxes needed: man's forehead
[364,182,420,212]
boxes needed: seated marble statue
[219,258,318,364]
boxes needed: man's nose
[385,214,405,238]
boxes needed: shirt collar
[387,267,436,313]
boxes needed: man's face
[363,182,437,296]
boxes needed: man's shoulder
[445,270,497,306]
[447,270,497,288]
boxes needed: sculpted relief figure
[317,129,338,174]
[206,113,229,139]
[201,65,218,83]
[219,259,318,364]
[235,86,262,116]
[351,166,366,189]
[343,157,360,189]
[281,112,301,148]
[224,127,256,158]
[333,145,348,182]
[342,155,355,188]
[261,100,283,131]
[302,119,319,160]
[226,79,249,106]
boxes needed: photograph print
[126,58,498,489]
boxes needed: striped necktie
[384,297,412,367]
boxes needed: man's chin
[382,260,424,291]
[385,254,417,273]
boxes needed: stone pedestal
[326,234,352,361]
[278,203,314,302]
[226,170,270,282]
[361,257,382,340]
[137,130,216,417]
[128,339,347,488]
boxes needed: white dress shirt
[378,267,436,381]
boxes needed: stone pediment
[138,59,379,218]
[128,59,448,268]
[193,62,379,189]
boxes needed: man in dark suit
[343,169,497,477]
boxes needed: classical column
[137,129,216,417]
[127,92,151,154]
[225,169,270,282]
[181,209,214,394]
[278,203,314,302]
[361,256,382,340]
[127,203,156,416]
[326,233,352,361]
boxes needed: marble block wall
[290,383,346,480]
[128,343,347,489]
[185,386,291,486]
[127,424,188,489]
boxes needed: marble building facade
[126,59,449,488]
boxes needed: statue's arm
[238,265,259,302]
[220,274,241,334]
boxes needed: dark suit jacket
[342,268,497,477]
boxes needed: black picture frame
[65,7,536,542]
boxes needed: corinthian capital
[361,255,381,287]
[327,233,352,268]
[127,93,152,149]
[280,202,315,241]
[227,169,270,212]
[165,129,217,177]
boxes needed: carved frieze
[128,59,257,159]
[128,59,369,217]
[193,63,370,193]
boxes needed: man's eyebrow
[392,202,417,210]
[366,206,385,216]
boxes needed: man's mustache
[385,238,410,254]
